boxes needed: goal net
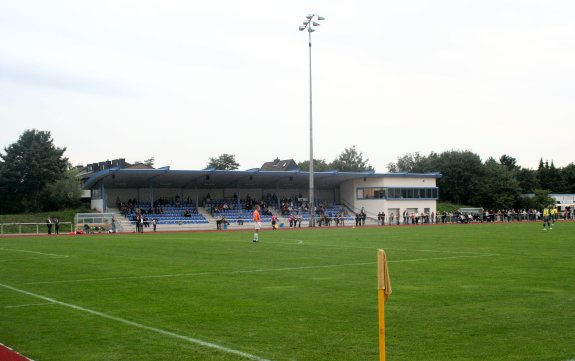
[74,213,117,233]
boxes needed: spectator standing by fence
[46,216,52,235]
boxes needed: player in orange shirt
[253,204,261,242]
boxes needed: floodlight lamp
[306,14,313,19]
[313,21,320,26]
[317,16,325,21]
[303,20,309,25]
[299,26,305,31]
[308,28,315,32]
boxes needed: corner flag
[377,249,392,361]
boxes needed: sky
[1,0,574,172]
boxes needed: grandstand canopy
[82,167,441,191]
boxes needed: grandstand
[111,199,360,231]
[79,158,441,230]
[122,204,208,225]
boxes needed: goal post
[74,213,117,233]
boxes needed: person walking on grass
[253,204,261,242]
[542,206,552,230]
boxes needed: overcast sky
[1,0,574,171]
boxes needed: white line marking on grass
[0,282,271,361]
[0,248,69,258]
[277,239,494,255]
[25,254,499,286]
[0,257,65,263]
[5,302,53,309]
[389,254,499,263]
[384,247,494,255]
[0,342,36,361]
[24,262,377,285]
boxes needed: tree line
[387,150,573,210]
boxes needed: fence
[0,222,74,235]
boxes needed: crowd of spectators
[204,193,273,217]
[379,208,575,225]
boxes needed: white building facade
[340,173,439,221]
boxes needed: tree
[431,150,483,204]
[144,157,155,167]
[330,146,374,172]
[472,158,521,209]
[561,163,575,193]
[298,159,331,172]
[537,159,564,192]
[206,154,239,170]
[532,189,556,209]
[133,157,155,167]
[499,154,519,171]
[42,166,83,210]
[0,129,68,213]
[387,152,434,173]
[515,168,539,193]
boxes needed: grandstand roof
[81,168,441,190]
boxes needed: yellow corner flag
[378,249,392,361]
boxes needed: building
[80,159,441,221]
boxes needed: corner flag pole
[378,249,392,361]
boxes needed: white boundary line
[0,342,36,361]
[5,302,53,309]
[24,254,498,286]
[0,257,68,263]
[0,248,68,258]
[390,254,499,263]
[275,239,493,255]
[25,262,376,285]
[0,282,271,361]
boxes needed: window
[92,188,102,200]
[356,187,439,200]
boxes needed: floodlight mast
[299,14,324,227]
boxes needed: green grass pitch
[1,223,573,361]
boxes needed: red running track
[0,344,33,361]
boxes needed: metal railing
[0,222,73,235]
